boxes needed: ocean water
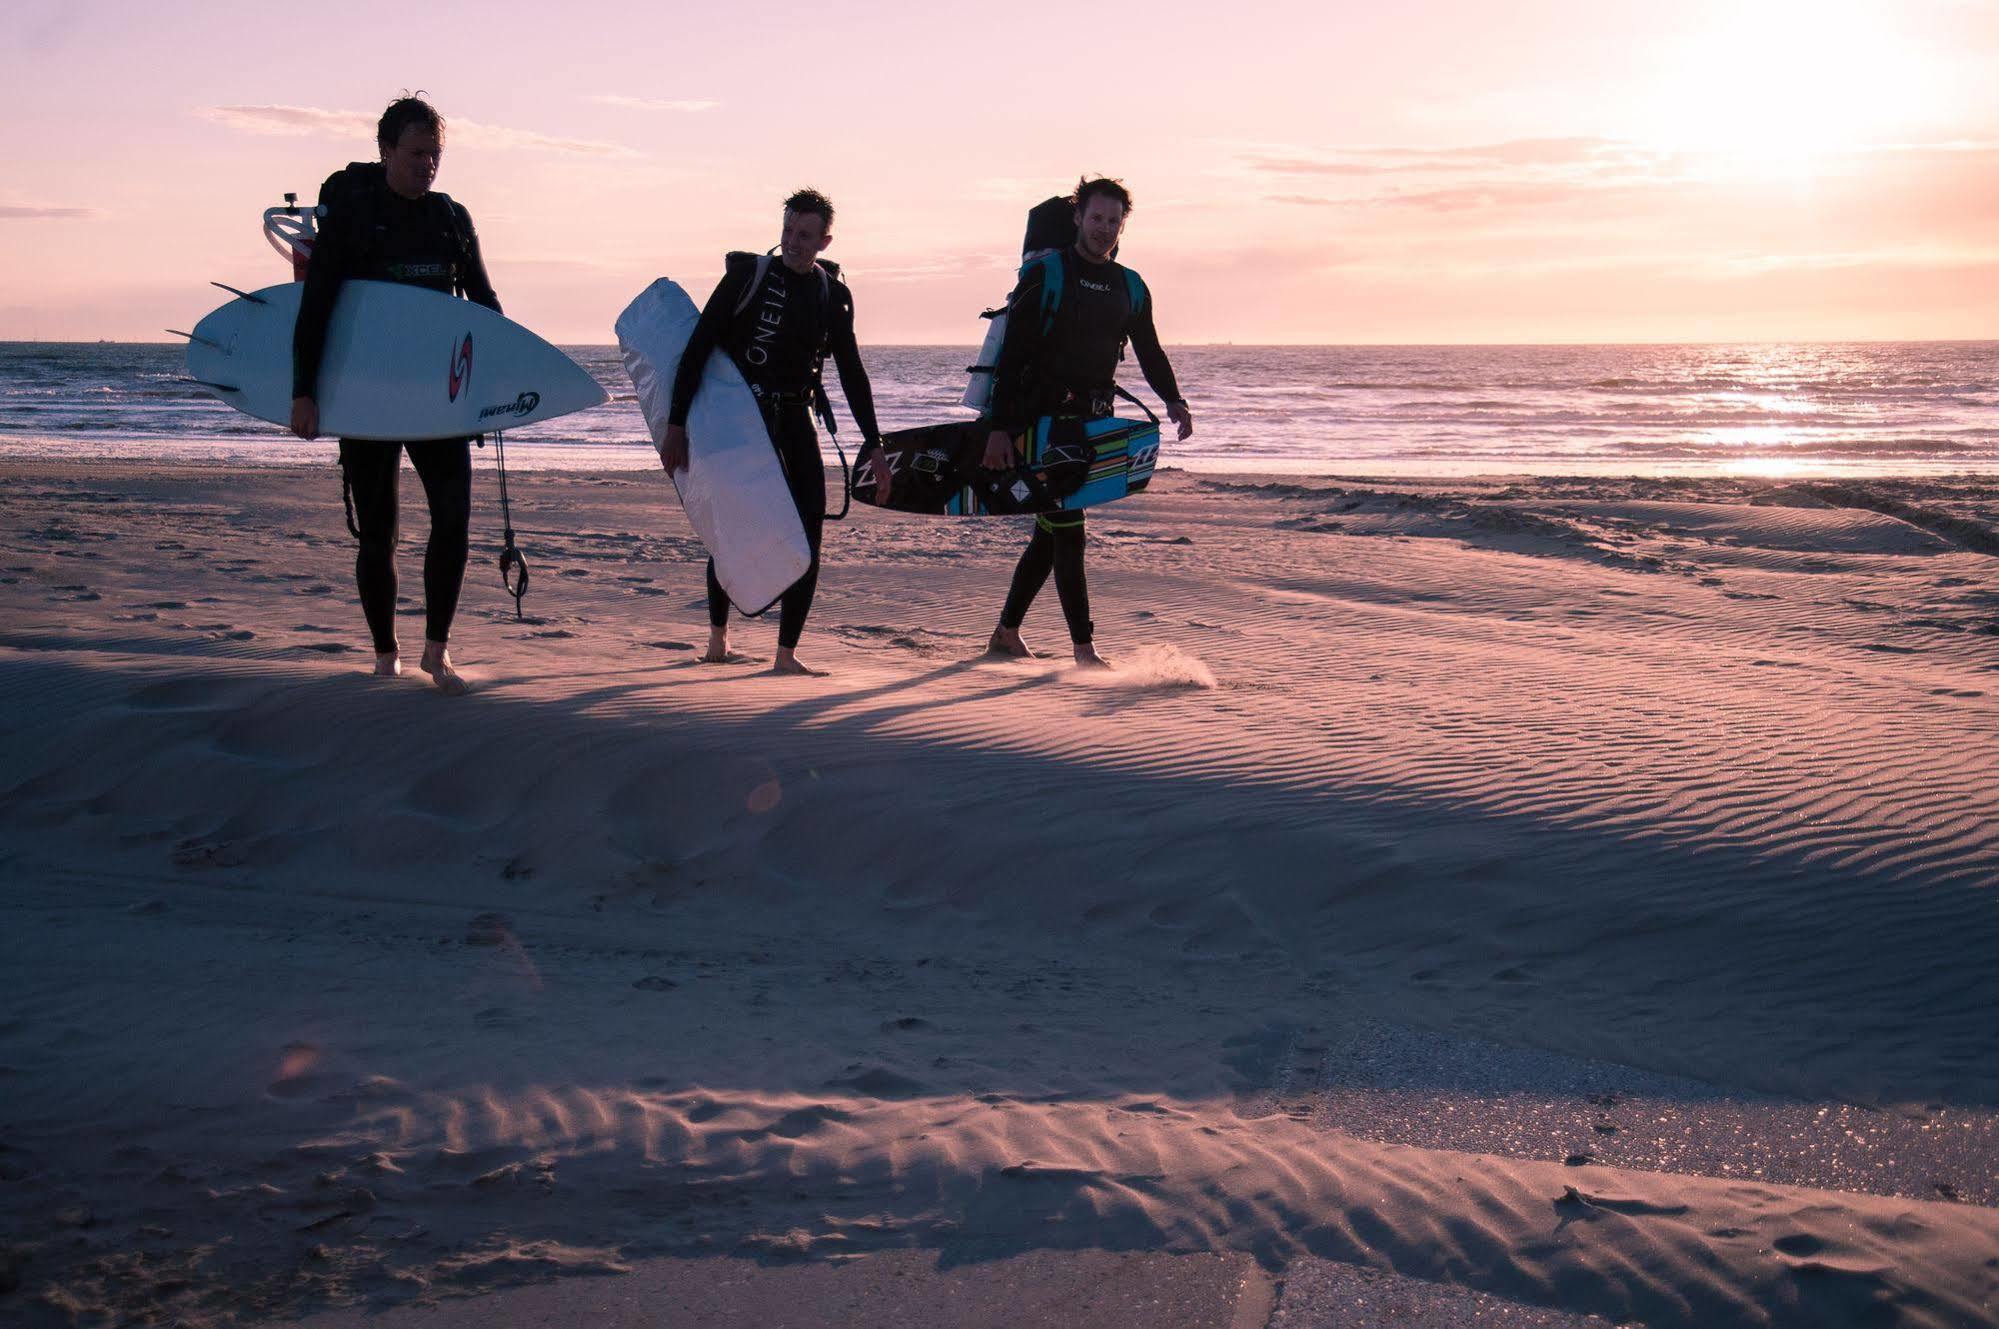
[1,340,1994,477]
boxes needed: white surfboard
[184,280,606,441]
[615,278,811,615]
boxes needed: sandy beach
[1,459,1995,1328]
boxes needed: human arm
[452,203,502,314]
[289,190,358,428]
[660,267,747,472]
[828,289,882,443]
[666,268,744,431]
[983,262,1052,467]
[986,261,1050,435]
[1127,293,1191,439]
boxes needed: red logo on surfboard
[448,334,473,402]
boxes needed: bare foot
[988,625,1037,658]
[419,640,472,696]
[700,628,732,664]
[772,648,827,677]
[1073,643,1114,670]
[373,650,402,678]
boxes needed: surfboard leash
[811,385,853,522]
[488,430,530,620]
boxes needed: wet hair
[1072,176,1133,215]
[783,188,836,228]
[378,95,445,152]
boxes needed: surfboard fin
[180,377,241,393]
[209,281,267,305]
[166,329,226,351]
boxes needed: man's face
[779,209,831,271]
[382,124,442,199]
[1075,195,1126,262]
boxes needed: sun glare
[1636,4,1939,176]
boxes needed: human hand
[982,428,1015,470]
[660,423,689,474]
[1167,400,1193,441]
[290,396,319,440]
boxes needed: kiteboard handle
[1112,384,1159,425]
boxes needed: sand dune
[1,462,1995,1327]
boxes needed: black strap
[812,384,852,522]
[489,431,529,619]
[1112,384,1159,425]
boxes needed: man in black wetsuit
[660,189,883,676]
[983,177,1194,668]
[289,95,499,696]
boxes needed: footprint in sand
[293,642,355,654]
[171,836,247,868]
[129,678,240,711]
[824,1066,929,1099]
[112,612,158,623]
[644,640,694,651]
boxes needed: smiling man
[289,95,500,696]
[983,176,1194,668]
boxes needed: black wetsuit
[989,249,1183,645]
[293,164,499,655]
[669,257,881,646]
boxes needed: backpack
[727,250,846,324]
[1022,250,1148,338]
[316,161,474,295]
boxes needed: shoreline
[6,448,1999,482]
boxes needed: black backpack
[316,161,474,294]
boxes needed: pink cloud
[0,204,97,220]
[200,105,640,158]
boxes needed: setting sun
[1635,4,1945,174]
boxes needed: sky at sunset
[5,0,1997,345]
